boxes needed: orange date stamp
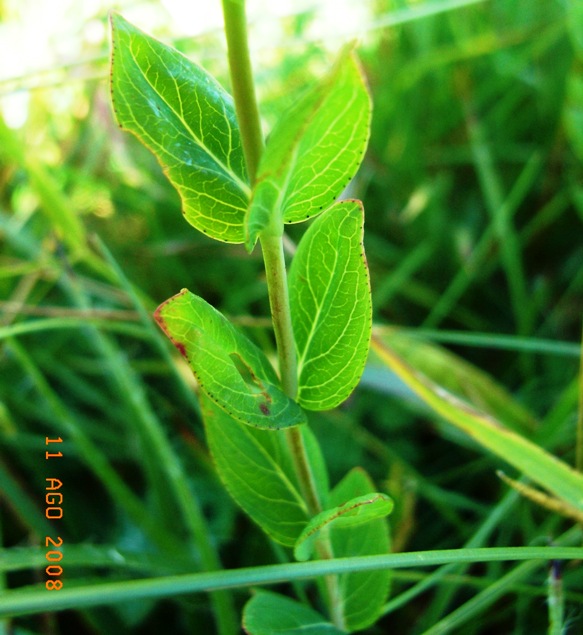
[45,436,63,590]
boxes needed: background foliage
[1,0,582,633]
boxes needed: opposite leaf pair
[204,395,392,632]
[110,14,371,248]
[155,198,371,425]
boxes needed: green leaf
[201,395,327,546]
[243,590,344,635]
[372,326,538,434]
[110,13,250,243]
[294,492,393,562]
[326,468,391,632]
[154,289,305,429]
[246,47,371,249]
[289,200,372,411]
[371,334,583,517]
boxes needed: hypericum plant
[110,3,392,632]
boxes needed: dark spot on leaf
[259,403,270,416]
[174,342,187,357]
[229,352,271,402]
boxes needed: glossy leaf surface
[327,468,391,632]
[246,48,371,249]
[155,289,305,429]
[289,200,372,410]
[294,492,392,562]
[110,13,250,243]
[243,590,344,635]
[201,395,328,546]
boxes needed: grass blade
[0,546,581,618]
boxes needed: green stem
[261,232,345,629]
[221,0,263,184]
[261,234,320,514]
[547,561,564,635]
[259,234,298,398]
[221,1,345,627]
[221,0,322,516]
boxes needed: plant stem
[221,1,345,627]
[221,0,263,184]
[261,234,320,515]
[261,231,345,629]
[259,234,298,398]
[547,560,564,635]
[221,0,322,517]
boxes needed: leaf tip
[244,234,258,254]
[153,288,190,329]
[109,10,129,38]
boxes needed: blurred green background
[1,0,582,633]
